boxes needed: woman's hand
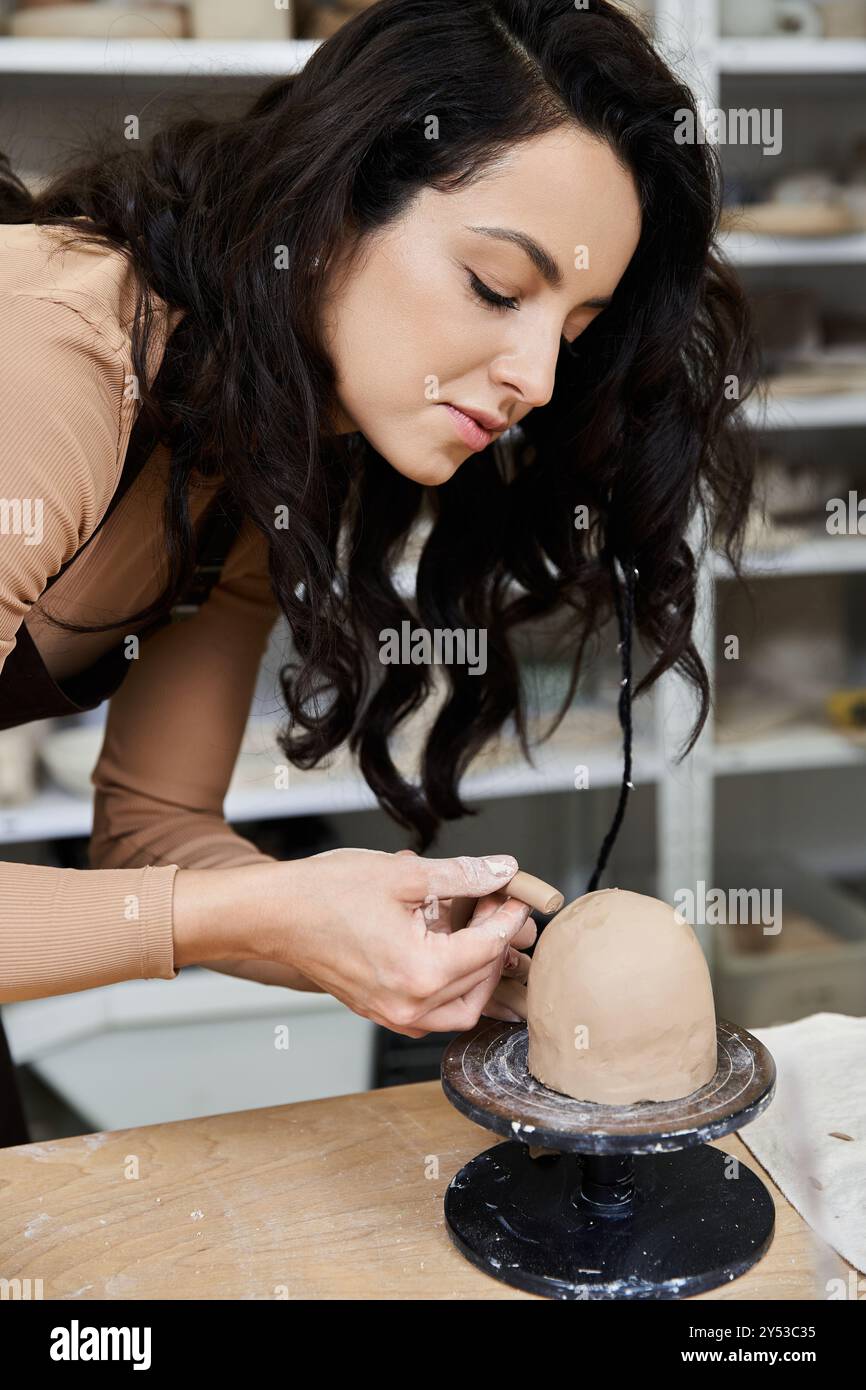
[251,848,535,1037]
[196,957,327,992]
[485,936,531,1022]
[199,897,534,1009]
[425,872,530,1028]
[393,853,536,1026]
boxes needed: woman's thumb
[418,854,518,899]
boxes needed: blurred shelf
[714,38,866,74]
[0,740,661,845]
[0,787,93,845]
[714,723,866,775]
[5,974,374,1125]
[718,229,866,266]
[742,390,866,430]
[4,32,863,80]
[5,966,334,1066]
[0,37,320,77]
[713,536,866,579]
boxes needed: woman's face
[320,126,642,486]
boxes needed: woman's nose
[490,329,561,411]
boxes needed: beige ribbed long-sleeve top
[0,222,283,1002]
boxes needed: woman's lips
[441,403,495,451]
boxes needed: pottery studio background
[1,0,866,1141]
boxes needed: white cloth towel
[736,1012,866,1277]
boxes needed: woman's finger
[410,939,534,1032]
[408,853,519,903]
[410,900,506,1011]
[489,976,528,1019]
[403,959,527,1034]
[501,947,531,982]
[444,891,516,933]
[511,916,538,950]
[407,946,503,1015]
[410,961,507,1033]
[458,892,537,949]
[432,897,533,977]
[489,906,536,950]
[481,1000,524,1023]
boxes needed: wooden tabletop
[0,1079,852,1300]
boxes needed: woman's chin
[387,449,463,487]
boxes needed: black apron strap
[43,383,245,621]
[168,486,245,623]
[43,394,165,599]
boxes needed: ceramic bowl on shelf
[720,0,777,36]
[0,723,47,805]
[36,723,99,799]
[10,3,188,38]
[720,201,859,237]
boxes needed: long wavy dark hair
[1,0,759,849]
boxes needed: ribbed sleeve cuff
[1,861,180,1002]
[139,863,180,981]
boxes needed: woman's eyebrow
[464,224,613,309]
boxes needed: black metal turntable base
[441,1019,776,1300]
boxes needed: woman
[0,0,758,1141]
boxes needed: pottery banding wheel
[442,1017,775,1154]
[440,1020,776,1299]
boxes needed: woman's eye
[467,269,579,345]
[467,271,519,313]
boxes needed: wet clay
[505,871,564,915]
[527,888,717,1104]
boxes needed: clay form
[527,888,718,1105]
[504,871,564,915]
[446,869,563,932]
